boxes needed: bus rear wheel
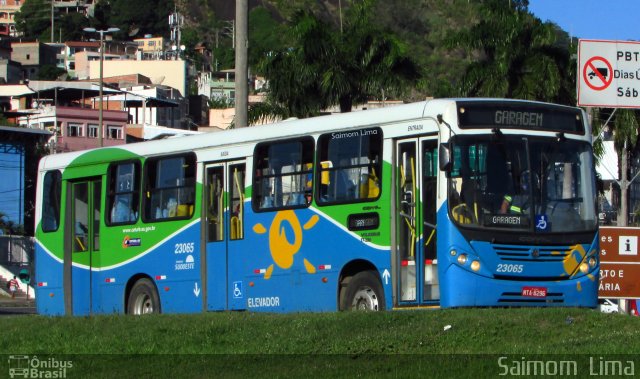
[341,271,385,311]
[127,278,160,315]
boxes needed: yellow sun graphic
[560,244,597,291]
[253,210,319,279]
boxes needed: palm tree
[321,1,421,112]
[256,1,420,120]
[258,11,331,119]
[447,0,574,104]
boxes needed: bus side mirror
[439,143,451,172]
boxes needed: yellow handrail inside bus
[232,168,244,239]
[230,216,240,239]
[75,236,86,252]
[425,229,436,247]
[218,184,224,238]
[403,217,416,258]
[410,157,416,258]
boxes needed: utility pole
[338,0,343,33]
[235,0,248,128]
[620,141,629,226]
[83,27,120,147]
[50,0,54,42]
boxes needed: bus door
[202,161,246,311]
[395,138,439,305]
[64,178,101,315]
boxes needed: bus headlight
[457,254,468,265]
[450,249,457,257]
[579,262,589,273]
[470,260,481,272]
[588,257,597,268]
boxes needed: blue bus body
[34,99,599,315]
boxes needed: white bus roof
[37,98,583,171]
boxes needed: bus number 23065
[496,264,524,273]
[175,242,195,254]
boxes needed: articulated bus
[34,98,599,315]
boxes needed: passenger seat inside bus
[359,168,380,199]
[460,178,479,223]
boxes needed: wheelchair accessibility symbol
[535,215,549,231]
[233,281,243,299]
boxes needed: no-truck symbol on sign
[583,56,613,91]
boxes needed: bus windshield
[448,135,597,233]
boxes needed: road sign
[578,39,640,108]
[599,226,640,298]
[583,56,613,91]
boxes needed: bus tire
[127,278,160,315]
[340,270,385,311]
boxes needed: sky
[528,0,640,41]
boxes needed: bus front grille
[493,244,573,262]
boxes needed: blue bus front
[439,131,599,308]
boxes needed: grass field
[1,308,639,378]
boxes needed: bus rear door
[395,137,439,306]
[64,178,102,315]
[202,161,246,311]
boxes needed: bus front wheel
[127,278,160,315]
[340,271,385,311]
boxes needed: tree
[248,7,289,68]
[447,0,574,104]
[592,108,640,226]
[15,0,92,42]
[37,65,67,80]
[57,12,91,42]
[93,0,173,39]
[613,109,639,226]
[257,0,420,119]
[14,0,52,41]
[0,211,23,235]
[323,1,421,112]
[258,11,332,119]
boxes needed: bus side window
[230,164,245,240]
[107,162,140,225]
[144,154,196,221]
[317,127,382,205]
[41,170,62,232]
[253,137,314,211]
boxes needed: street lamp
[83,27,120,147]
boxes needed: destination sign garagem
[456,101,584,134]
